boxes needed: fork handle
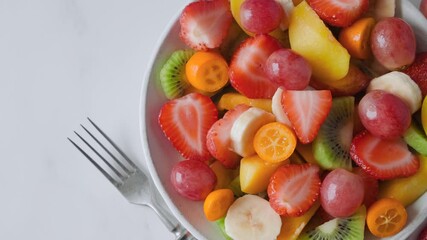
[148,194,197,240]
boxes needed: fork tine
[67,137,120,186]
[80,124,133,175]
[87,117,138,169]
[73,130,125,180]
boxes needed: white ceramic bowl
[140,1,427,239]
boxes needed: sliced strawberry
[307,0,369,27]
[158,92,218,161]
[281,90,332,144]
[403,52,427,97]
[350,130,420,180]
[179,0,232,51]
[353,167,378,208]
[229,34,282,98]
[268,163,321,217]
[206,104,250,169]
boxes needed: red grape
[264,49,311,90]
[240,0,284,34]
[419,223,427,240]
[370,17,416,70]
[421,0,427,19]
[170,160,216,201]
[358,90,411,139]
[320,168,364,218]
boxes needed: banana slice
[367,71,422,113]
[224,194,282,240]
[374,0,395,20]
[230,107,275,157]
[272,87,292,127]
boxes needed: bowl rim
[138,2,206,240]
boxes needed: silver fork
[68,118,196,240]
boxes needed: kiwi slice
[299,206,366,240]
[313,96,355,170]
[159,49,194,99]
[403,120,427,156]
[215,217,232,240]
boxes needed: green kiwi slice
[403,120,427,156]
[313,96,354,170]
[299,206,366,240]
[215,217,232,240]
[159,49,194,99]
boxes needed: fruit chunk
[277,201,320,240]
[185,51,229,93]
[378,155,427,207]
[180,0,232,50]
[320,168,364,218]
[159,93,218,161]
[203,189,235,221]
[210,160,238,189]
[239,155,287,194]
[230,107,275,157]
[423,97,427,135]
[311,64,370,97]
[353,167,379,208]
[403,52,427,97]
[282,90,332,144]
[216,217,232,240]
[264,48,311,90]
[217,92,272,112]
[370,17,416,70]
[289,1,350,82]
[207,104,250,168]
[350,130,420,180]
[339,17,375,59]
[271,87,292,126]
[366,198,407,238]
[373,0,396,20]
[170,160,217,201]
[253,122,297,163]
[268,163,321,217]
[229,34,282,98]
[403,121,427,156]
[421,0,427,18]
[307,0,369,27]
[240,0,284,34]
[358,90,411,139]
[225,194,282,240]
[298,206,366,240]
[367,71,422,114]
[159,49,194,99]
[313,97,354,170]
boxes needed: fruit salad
[155,0,427,239]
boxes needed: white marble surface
[0,0,189,239]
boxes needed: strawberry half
[179,0,232,51]
[404,52,427,97]
[268,163,321,217]
[206,104,250,169]
[158,92,218,161]
[281,90,332,144]
[307,0,369,27]
[229,34,282,98]
[350,130,420,180]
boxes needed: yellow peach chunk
[239,155,288,194]
[289,1,350,82]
